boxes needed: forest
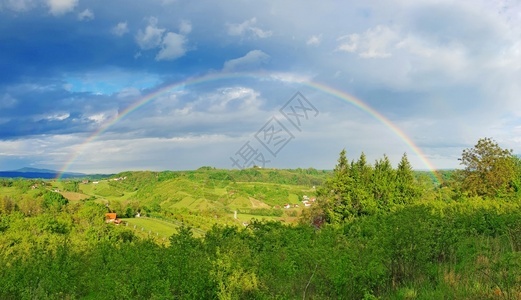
[1,137,521,299]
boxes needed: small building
[105,213,117,223]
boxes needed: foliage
[458,137,516,197]
[43,190,69,210]
[316,150,422,224]
[62,180,80,192]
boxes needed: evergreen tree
[395,153,419,204]
[350,152,375,215]
[319,149,354,223]
[372,155,396,210]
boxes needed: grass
[60,191,90,202]
[122,217,180,241]
[0,187,21,197]
[44,170,320,233]
[121,217,205,240]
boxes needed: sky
[0,0,520,174]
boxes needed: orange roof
[105,213,117,220]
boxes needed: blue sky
[1,0,520,173]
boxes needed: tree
[459,137,516,197]
[43,190,69,211]
[349,152,375,214]
[318,149,354,223]
[63,181,80,193]
[395,153,419,204]
[372,155,396,209]
[0,196,14,214]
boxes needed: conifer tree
[350,152,375,215]
[395,153,418,204]
[372,155,396,210]
[319,149,353,223]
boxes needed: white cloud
[134,17,190,61]
[0,93,17,108]
[117,87,141,99]
[77,9,94,21]
[46,113,69,121]
[1,0,37,12]
[179,20,192,35]
[87,113,107,123]
[227,18,272,39]
[337,25,399,58]
[396,35,469,77]
[46,0,78,16]
[136,17,165,50]
[155,32,187,61]
[205,87,262,113]
[306,35,321,46]
[336,34,359,53]
[223,50,270,71]
[112,22,129,36]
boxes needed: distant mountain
[0,167,89,179]
[12,167,61,174]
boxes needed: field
[120,217,189,242]
[43,169,325,232]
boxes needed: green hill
[47,168,327,232]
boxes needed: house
[284,204,291,209]
[105,213,122,224]
[303,201,312,207]
[105,213,117,223]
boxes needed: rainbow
[56,71,442,182]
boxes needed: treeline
[307,151,424,223]
[111,168,327,196]
[308,138,521,224]
[1,189,69,216]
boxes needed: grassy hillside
[40,168,327,232]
